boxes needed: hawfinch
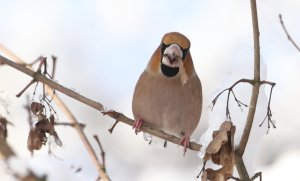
[132,32,202,154]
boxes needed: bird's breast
[132,70,202,137]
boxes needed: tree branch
[0,55,202,152]
[279,14,300,52]
[235,0,261,180]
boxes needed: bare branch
[16,79,37,98]
[236,0,261,156]
[54,122,86,129]
[251,172,262,181]
[259,84,276,131]
[211,79,253,120]
[235,0,261,180]
[93,135,106,170]
[279,14,300,52]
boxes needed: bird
[132,32,202,155]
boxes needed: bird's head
[148,32,194,83]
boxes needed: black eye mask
[160,43,189,60]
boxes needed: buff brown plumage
[132,32,202,154]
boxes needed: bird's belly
[138,87,195,136]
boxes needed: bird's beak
[162,44,183,67]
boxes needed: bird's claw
[179,136,190,156]
[133,119,144,135]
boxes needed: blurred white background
[0,0,300,180]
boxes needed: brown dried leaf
[203,153,211,161]
[230,125,236,149]
[30,102,44,115]
[27,128,47,151]
[49,114,55,125]
[211,150,221,165]
[52,131,62,147]
[219,121,232,132]
[0,117,8,141]
[36,118,51,131]
[220,132,235,167]
[202,121,236,180]
[206,131,228,154]
[212,130,219,138]
[201,170,207,181]
[205,168,225,181]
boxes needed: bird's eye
[160,43,169,49]
[181,48,189,60]
[160,43,169,54]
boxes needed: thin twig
[211,79,253,120]
[251,172,262,181]
[211,79,253,108]
[279,14,300,52]
[0,55,202,153]
[54,122,86,129]
[51,55,57,79]
[196,161,207,179]
[16,79,36,98]
[107,120,119,134]
[259,84,276,131]
[93,135,106,170]
[230,176,241,181]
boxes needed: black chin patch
[160,63,179,77]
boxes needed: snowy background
[0,0,300,180]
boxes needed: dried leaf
[219,121,232,132]
[205,168,225,181]
[35,119,51,132]
[30,102,44,115]
[206,131,228,154]
[203,153,211,161]
[211,150,221,165]
[201,170,207,181]
[0,117,8,141]
[27,128,47,151]
[52,131,62,147]
[49,114,55,125]
[201,120,236,180]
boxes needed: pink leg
[179,136,190,156]
[133,119,144,135]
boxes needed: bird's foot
[133,119,144,135]
[179,136,190,156]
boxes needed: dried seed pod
[27,128,47,151]
[30,102,44,115]
[0,117,8,141]
[49,114,55,125]
[51,131,62,147]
